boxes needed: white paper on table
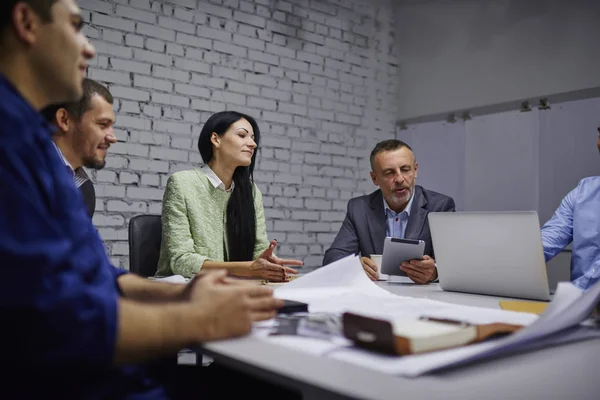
[259,257,600,377]
[260,335,353,356]
[262,254,545,371]
[274,254,535,325]
[274,255,396,306]
[327,281,600,377]
[531,281,583,320]
[276,254,372,291]
[329,325,600,377]
[500,280,598,344]
[259,290,537,365]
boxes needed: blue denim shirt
[541,177,600,290]
[0,74,165,399]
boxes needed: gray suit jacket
[323,186,455,265]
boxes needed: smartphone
[277,299,309,314]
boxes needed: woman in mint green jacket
[157,111,303,281]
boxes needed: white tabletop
[376,281,531,308]
[201,281,600,400]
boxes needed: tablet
[381,237,425,276]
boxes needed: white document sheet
[274,255,396,306]
[274,254,535,325]
[276,254,378,292]
[259,255,560,373]
[496,280,599,345]
[261,256,600,376]
[330,281,600,377]
[329,324,600,376]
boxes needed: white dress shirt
[201,164,235,193]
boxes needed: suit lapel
[404,186,428,240]
[367,190,387,254]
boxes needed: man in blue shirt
[0,1,284,398]
[541,128,600,290]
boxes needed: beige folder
[499,300,548,315]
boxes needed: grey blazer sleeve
[322,201,360,266]
[443,197,456,212]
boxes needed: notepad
[499,300,548,315]
[391,319,478,354]
[343,313,524,356]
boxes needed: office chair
[128,214,162,277]
[546,249,572,293]
[128,215,205,366]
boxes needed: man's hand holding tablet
[400,255,437,284]
[381,238,437,284]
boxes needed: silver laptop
[428,211,551,301]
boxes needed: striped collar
[52,142,90,188]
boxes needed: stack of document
[261,255,600,376]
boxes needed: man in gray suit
[323,139,455,283]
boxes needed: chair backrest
[128,214,162,277]
[546,249,572,294]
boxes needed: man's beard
[391,187,412,206]
[396,191,411,204]
[83,157,106,170]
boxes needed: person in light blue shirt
[541,129,600,290]
[384,192,415,240]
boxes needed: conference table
[199,281,600,400]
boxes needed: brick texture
[80,0,399,271]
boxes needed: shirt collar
[52,141,74,171]
[383,190,415,217]
[201,164,235,193]
[52,141,89,188]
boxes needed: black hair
[41,78,113,124]
[370,139,413,170]
[198,111,261,262]
[1,1,58,36]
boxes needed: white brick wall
[81,0,399,271]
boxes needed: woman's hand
[249,240,303,282]
[266,239,304,268]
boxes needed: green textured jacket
[156,167,270,278]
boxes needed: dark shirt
[52,142,96,218]
[0,74,166,399]
[79,177,97,217]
